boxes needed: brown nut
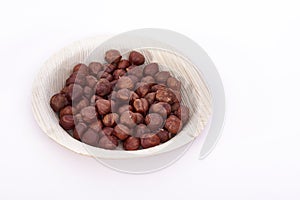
[156,129,170,143]
[133,98,149,114]
[66,72,86,86]
[83,86,93,98]
[130,92,139,103]
[73,122,87,140]
[73,63,88,75]
[59,115,75,130]
[171,89,182,103]
[96,99,111,115]
[104,64,117,74]
[135,83,150,98]
[85,75,98,88]
[144,92,156,104]
[167,77,181,91]
[95,78,112,96]
[127,75,139,85]
[74,97,89,112]
[154,71,171,84]
[98,135,118,150]
[127,66,143,78]
[50,93,69,112]
[123,136,140,150]
[145,113,164,131]
[65,84,83,102]
[134,112,144,124]
[164,115,182,134]
[74,113,83,124]
[155,89,176,104]
[120,111,137,128]
[116,76,134,90]
[118,59,130,69]
[141,133,160,149]
[90,120,103,134]
[98,71,114,81]
[113,69,126,80]
[59,106,74,118]
[105,49,122,64]
[116,88,131,101]
[118,104,133,115]
[88,62,103,76]
[81,128,99,147]
[129,51,145,65]
[175,105,190,125]
[80,106,97,124]
[151,84,166,92]
[144,63,159,76]
[171,102,180,112]
[134,124,150,138]
[102,113,119,127]
[101,127,114,136]
[149,102,171,117]
[113,124,131,140]
[141,76,156,84]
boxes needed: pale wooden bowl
[32,35,212,159]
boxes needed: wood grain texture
[32,36,212,159]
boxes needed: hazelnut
[134,124,150,138]
[74,97,89,112]
[118,59,130,69]
[144,63,159,76]
[81,128,99,147]
[127,75,139,85]
[135,83,150,98]
[88,62,103,76]
[102,113,119,127]
[101,127,114,136]
[85,75,98,88]
[116,88,131,101]
[96,99,111,115]
[154,71,171,84]
[156,129,170,143]
[133,98,149,114]
[95,78,112,96]
[144,92,156,104]
[104,64,117,74]
[50,93,69,112]
[120,111,137,128]
[145,113,164,131]
[73,63,88,74]
[123,136,140,150]
[118,104,133,115]
[65,84,83,102]
[73,122,87,140]
[175,105,190,125]
[171,102,180,112]
[164,115,182,134]
[66,72,86,86]
[105,49,122,64]
[113,69,126,80]
[98,135,118,150]
[149,102,171,117]
[167,77,181,91]
[59,105,74,118]
[141,133,160,149]
[59,115,75,130]
[90,120,103,134]
[134,113,144,124]
[83,86,93,98]
[129,51,145,65]
[113,124,131,140]
[80,106,97,124]
[155,89,176,104]
[151,84,166,92]
[130,92,139,103]
[116,76,134,90]
[127,66,143,78]
[74,113,83,124]
[141,76,156,84]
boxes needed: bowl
[32,31,213,160]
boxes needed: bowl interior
[32,36,212,159]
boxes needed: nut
[141,133,160,149]
[113,69,126,80]
[144,63,159,76]
[89,120,103,134]
[98,71,114,81]
[102,113,119,127]
[129,51,145,65]
[127,66,143,79]
[98,135,118,150]
[155,89,176,104]
[80,106,97,124]
[134,112,144,124]
[59,115,75,130]
[134,124,150,138]
[123,136,140,150]
[144,92,156,104]
[81,128,99,147]
[88,62,103,76]
[117,59,130,69]
[154,71,171,84]
[133,98,149,114]
[156,129,170,143]
[73,63,88,75]
[66,72,85,86]
[74,97,89,112]
[150,84,166,92]
[65,84,83,102]
[175,105,190,125]
[59,105,74,118]
[96,99,111,115]
[116,76,134,90]
[141,76,156,84]
[113,124,131,140]
[116,88,131,101]
[95,78,112,96]
[167,77,181,91]
[164,115,182,134]
[118,104,133,115]
[73,122,87,140]
[135,83,150,98]
[101,127,114,136]
[50,93,69,112]
[145,113,164,131]
[120,111,137,128]
[149,102,171,117]
[85,75,98,88]
[105,49,122,64]
[83,86,93,98]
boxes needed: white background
[1,0,300,199]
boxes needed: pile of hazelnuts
[50,49,189,150]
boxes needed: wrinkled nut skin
[123,136,140,150]
[85,75,98,88]
[96,99,111,115]
[156,130,170,143]
[50,93,69,112]
[134,124,150,138]
[118,59,130,69]
[141,133,160,149]
[88,62,103,76]
[144,63,159,76]
[133,98,149,114]
[73,63,88,74]
[113,124,131,140]
[118,104,133,115]
[144,92,156,104]
[89,120,103,133]
[116,76,134,90]
[105,49,122,64]
[81,128,99,147]
[167,77,181,91]
[135,83,150,98]
[150,102,171,117]
[98,135,118,150]
[154,71,171,84]
[59,106,74,118]
[59,115,75,130]
[164,115,182,134]
[175,105,190,125]
[145,113,164,131]
[129,51,145,66]
[120,111,137,128]
[102,113,119,127]
[73,122,87,140]
[80,106,97,124]
[155,89,176,104]
[113,69,126,80]
[95,78,112,96]
[116,88,131,101]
